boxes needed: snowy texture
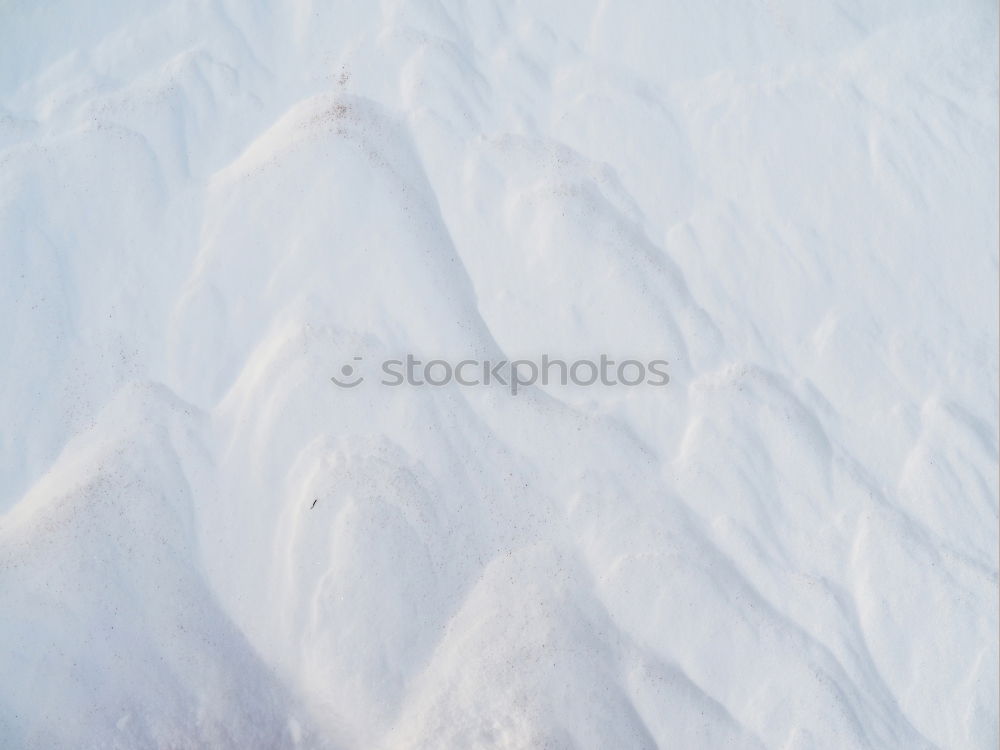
[0,1,997,748]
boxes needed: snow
[0,1,997,748]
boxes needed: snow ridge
[0,1,996,748]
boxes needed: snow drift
[0,1,997,748]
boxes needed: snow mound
[0,1,996,748]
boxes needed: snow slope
[0,1,997,748]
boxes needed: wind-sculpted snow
[0,1,996,748]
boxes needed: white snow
[0,1,997,748]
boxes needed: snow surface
[0,1,997,748]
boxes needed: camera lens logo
[330,356,364,388]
